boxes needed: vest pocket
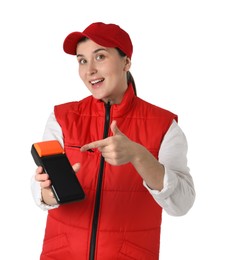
[40,233,73,260]
[64,144,96,166]
[118,240,158,260]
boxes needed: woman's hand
[80,120,136,165]
[35,163,81,205]
[35,166,57,206]
[80,120,164,191]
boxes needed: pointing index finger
[80,139,106,152]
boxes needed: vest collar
[93,84,136,117]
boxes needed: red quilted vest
[40,85,177,260]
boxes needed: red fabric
[63,22,133,58]
[40,85,177,260]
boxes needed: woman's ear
[124,57,131,71]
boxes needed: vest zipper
[89,101,111,260]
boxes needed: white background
[0,0,225,259]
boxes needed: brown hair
[116,48,137,96]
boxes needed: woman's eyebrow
[77,54,84,58]
[93,48,107,53]
[77,48,108,58]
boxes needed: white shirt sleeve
[143,120,196,216]
[42,112,64,146]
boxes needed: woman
[31,22,195,260]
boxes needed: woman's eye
[78,59,86,65]
[96,54,105,61]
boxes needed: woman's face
[76,39,131,104]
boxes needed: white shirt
[31,113,195,216]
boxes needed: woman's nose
[87,62,97,76]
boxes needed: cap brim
[63,32,85,55]
[63,31,119,56]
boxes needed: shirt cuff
[143,167,178,200]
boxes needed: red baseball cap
[63,22,133,59]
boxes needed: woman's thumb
[111,120,122,136]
